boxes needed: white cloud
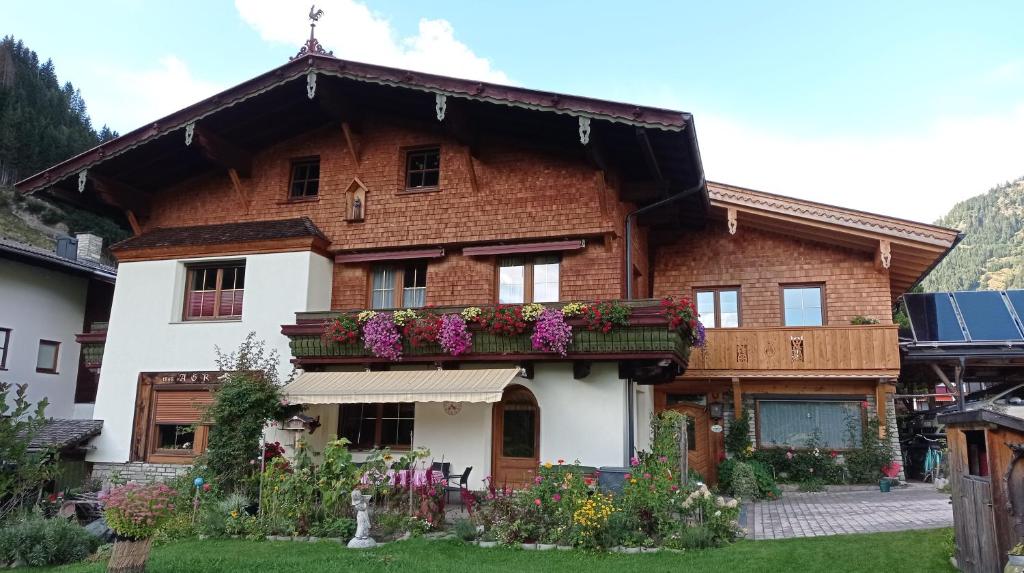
[85,56,223,134]
[695,105,1024,223]
[234,0,510,84]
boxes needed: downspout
[621,175,706,462]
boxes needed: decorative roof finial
[291,5,334,60]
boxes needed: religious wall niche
[345,177,368,222]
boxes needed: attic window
[405,148,440,190]
[289,157,320,199]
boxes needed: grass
[46,528,955,573]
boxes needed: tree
[0,382,56,520]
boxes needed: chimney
[55,236,78,260]
[75,233,103,263]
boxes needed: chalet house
[15,33,960,487]
[0,234,114,420]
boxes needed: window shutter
[153,391,214,423]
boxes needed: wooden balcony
[75,322,108,369]
[682,324,900,378]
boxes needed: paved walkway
[745,482,953,540]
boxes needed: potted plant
[479,529,498,548]
[1007,543,1024,573]
[880,463,901,493]
[100,482,178,573]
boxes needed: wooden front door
[666,403,712,481]
[491,385,540,489]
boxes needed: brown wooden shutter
[153,390,214,423]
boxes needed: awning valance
[283,367,521,404]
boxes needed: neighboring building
[0,235,115,420]
[15,32,959,486]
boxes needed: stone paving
[745,482,953,540]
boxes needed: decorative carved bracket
[184,122,195,146]
[435,93,447,121]
[790,336,805,362]
[727,207,738,235]
[736,344,749,363]
[876,239,891,270]
[578,116,591,145]
[77,170,87,193]
[306,71,318,100]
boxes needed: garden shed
[939,408,1024,573]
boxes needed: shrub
[100,482,178,539]
[850,315,879,325]
[664,524,717,550]
[309,517,355,539]
[724,410,752,457]
[0,514,100,567]
[844,417,895,483]
[453,518,477,541]
[0,383,54,520]
[730,461,759,501]
[798,478,826,492]
[719,458,779,500]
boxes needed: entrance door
[491,385,540,489]
[666,403,712,481]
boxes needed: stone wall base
[92,462,190,486]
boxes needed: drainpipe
[621,175,705,463]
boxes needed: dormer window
[405,148,440,190]
[289,157,320,199]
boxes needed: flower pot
[108,538,153,573]
[1006,554,1024,573]
[537,543,556,551]
[556,545,573,551]
[622,546,641,554]
[478,541,498,548]
[521,542,538,550]
[642,547,660,554]
[879,478,892,493]
[307,536,319,543]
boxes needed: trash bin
[879,478,892,493]
[597,466,631,495]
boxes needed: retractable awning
[283,367,521,404]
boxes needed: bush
[0,514,100,567]
[664,524,717,550]
[844,417,895,483]
[719,458,779,501]
[100,482,178,539]
[724,411,752,457]
[309,517,355,539]
[453,518,477,541]
[730,462,759,501]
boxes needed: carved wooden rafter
[192,125,253,177]
[727,207,738,235]
[876,239,892,270]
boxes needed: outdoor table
[360,468,446,488]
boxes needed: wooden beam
[876,239,892,270]
[126,210,142,236]
[876,379,887,438]
[227,168,250,213]
[89,173,151,218]
[635,127,668,195]
[440,97,478,156]
[465,147,479,194]
[732,377,743,418]
[192,125,252,177]
[317,80,362,130]
[341,122,360,166]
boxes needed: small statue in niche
[345,178,367,222]
[348,489,376,548]
[351,196,362,221]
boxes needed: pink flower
[785,451,794,460]
[534,475,543,484]
[658,456,668,463]
[625,473,632,480]
[534,498,542,506]
[670,485,679,491]
[202,483,211,492]
[552,493,561,502]
[643,472,652,479]
[630,456,640,467]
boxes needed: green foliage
[797,478,826,492]
[101,482,178,539]
[724,410,753,457]
[203,333,289,497]
[309,517,355,539]
[663,524,718,550]
[718,458,780,500]
[850,315,879,325]
[729,461,759,501]
[843,417,895,483]
[0,513,100,567]
[453,518,477,541]
[922,176,1024,291]
[0,382,55,521]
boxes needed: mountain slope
[921,176,1024,291]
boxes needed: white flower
[714,510,721,517]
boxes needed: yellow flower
[544,462,552,469]
[230,511,239,518]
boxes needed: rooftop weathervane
[291,5,334,60]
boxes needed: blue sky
[6,0,1024,221]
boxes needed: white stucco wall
[0,259,88,419]
[88,250,333,464]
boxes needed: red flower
[534,498,542,506]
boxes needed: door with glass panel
[665,401,711,481]
[491,385,540,488]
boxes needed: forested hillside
[0,36,128,249]
[921,177,1024,292]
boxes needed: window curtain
[371,267,395,309]
[758,400,861,449]
[498,257,525,304]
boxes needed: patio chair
[431,462,451,482]
[446,466,472,507]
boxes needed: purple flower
[362,313,403,360]
[530,308,572,356]
[693,321,707,348]
[439,313,472,356]
[630,456,640,467]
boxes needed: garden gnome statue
[348,489,376,548]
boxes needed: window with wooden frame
[338,403,414,450]
[370,262,428,309]
[289,157,320,199]
[695,287,740,328]
[498,255,560,304]
[35,340,59,374]
[404,147,440,190]
[184,263,245,320]
[131,373,221,463]
[0,328,10,370]
[781,284,825,326]
[756,399,863,450]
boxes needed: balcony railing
[75,322,108,369]
[684,324,900,376]
[281,301,692,368]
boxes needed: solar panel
[952,291,1024,341]
[1006,291,1024,326]
[905,293,966,342]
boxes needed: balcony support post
[731,377,742,418]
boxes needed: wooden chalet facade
[17,33,959,486]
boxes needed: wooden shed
[939,408,1024,573]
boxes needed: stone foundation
[91,462,190,485]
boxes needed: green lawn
[49,528,955,573]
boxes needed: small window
[405,148,440,189]
[757,400,861,449]
[965,430,989,477]
[289,158,320,199]
[0,328,10,370]
[498,255,560,304]
[696,288,740,328]
[783,285,824,326]
[371,262,428,309]
[35,340,59,374]
[185,263,245,320]
[338,403,415,450]
[156,424,196,452]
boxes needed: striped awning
[283,367,521,404]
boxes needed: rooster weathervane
[291,4,334,60]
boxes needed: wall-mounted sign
[710,424,724,434]
[443,401,463,416]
